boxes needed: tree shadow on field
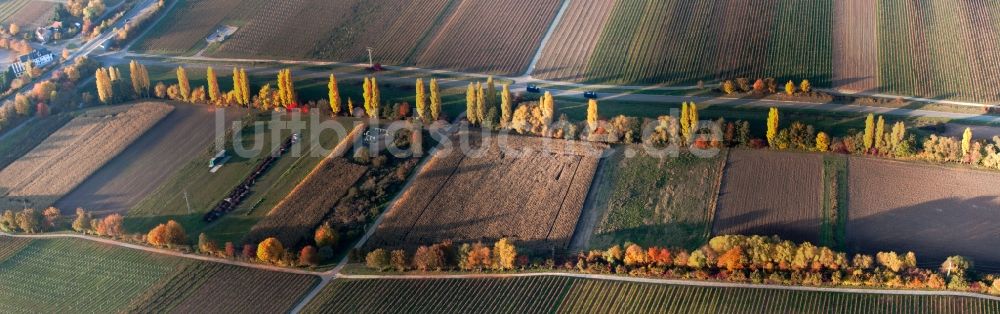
[365,212,574,255]
[589,222,713,252]
[846,196,1000,270]
[710,208,821,245]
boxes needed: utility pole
[183,190,192,215]
[366,47,374,68]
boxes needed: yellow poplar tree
[466,83,477,124]
[95,68,112,104]
[680,102,691,143]
[962,127,973,157]
[542,91,555,126]
[371,77,380,117]
[239,68,250,106]
[767,107,780,147]
[206,67,220,105]
[785,80,795,96]
[476,82,486,125]
[863,113,875,151]
[363,77,373,117]
[415,78,426,121]
[129,60,142,97]
[328,74,341,115]
[874,116,886,151]
[500,84,512,127]
[800,80,812,93]
[177,66,190,102]
[231,67,242,105]
[486,76,496,108]
[430,79,442,121]
[587,98,598,131]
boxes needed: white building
[8,48,54,77]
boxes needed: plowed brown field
[847,157,1000,270]
[713,150,823,243]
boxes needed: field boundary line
[524,0,572,76]
[704,149,729,240]
[335,272,1000,302]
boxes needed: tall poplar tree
[177,66,190,102]
[415,78,427,121]
[874,116,886,151]
[863,113,875,151]
[500,84,511,127]
[430,79,441,121]
[587,98,598,131]
[466,83,476,124]
[476,82,486,125]
[206,67,220,104]
[767,107,780,147]
[328,74,341,115]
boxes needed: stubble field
[0,103,172,210]
[847,157,1000,270]
[368,132,605,251]
[713,149,823,243]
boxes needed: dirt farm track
[55,104,242,215]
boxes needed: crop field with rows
[132,0,244,54]
[536,0,833,86]
[303,276,572,313]
[0,237,319,313]
[0,103,172,210]
[414,0,562,75]
[0,114,73,172]
[368,132,606,251]
[586,148,726,250]
[713,150,824,244]
[305,276,1000,313]
[0,0,33,24]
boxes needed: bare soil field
[368,132,606,251]
[713,150,823,243]
[847,157,1000,269]
[532,0,616,81]
[414,0,563,75]
[832,0,878,92]
[0,103,172,210]
[55,104,242,215]
[243,158,368,247]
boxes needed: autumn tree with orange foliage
[462,242,491,271]
[717,246,748,272]
[623,244,648,266]
[300,245,319,267]
[647,247,672,266]
[257,237,284,264]
[147,220,187,246]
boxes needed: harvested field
[369,132,606,251]
[832,0,878,92]
[713,150,823,243]
[586,148,726,250]
[0,103,172,210]
[306,276,1000,313]
[415,0,563,75]
[132,0,244,53]
[0,114,73,171]
[56,104,241,215]
[244,158,368,247]
[847,157,1000,269]
[1,0,54,30]
[528,0,616,81]
[169,264,319,313]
